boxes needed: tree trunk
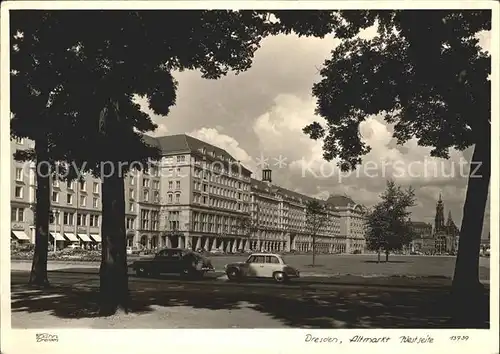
[452,132,490,326]
[385,250,389,262]
[377,250,381,263]
[312,234,316,266]
[29,138,50,287]
[99,165,129,316]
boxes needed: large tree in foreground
[10,12,79,287]
[304,10,491,325]
[366,180,416,263]
[11,10,338,314]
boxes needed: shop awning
[77,233,92,242]
[51,232,66,241]
[90,234,102,242]
[64,233,79,242]
[12,231,30,240]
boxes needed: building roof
[250,178,364,212]
[410,221,432,227]
[142,134,252,174]
[326,195,355,207]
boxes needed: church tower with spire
[434,193,445,233]
[446,210,454,228]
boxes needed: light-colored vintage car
[224,253,300,283]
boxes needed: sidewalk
[10,260,98,271]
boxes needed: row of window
[11,208,100,227]
[193,168,249,190]
[51,191,99,208]
[56,212,100,227]
[14,167,110,200]
[168,180,182,190]
[192,193,246,211]
[11,206,97,228]
[193,181,248,201]
[142,179,160,189]
[162,155,186,165]
[166,211,181,231]
[126,217,136,229]
[139,210,160,230]
[11,207,24,222]
[52,179,100,193]
[191,212,243,234]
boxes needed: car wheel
[226,267,240,281]
[273,271,288,284]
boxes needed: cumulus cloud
[251,93,487,237]
[188,127,258,174]
[253,94,325,165]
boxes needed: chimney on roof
[262,168,272,184]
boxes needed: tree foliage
[305,200,329,235]
[366,180,417,259]
[10,9,342,310]
[304,10,490,167]
[303,10,491,324]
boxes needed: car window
[157,250,169,257]
[249,255,265,264]
[246,256,256,263]
[168,250,182,259]
[266,256,280,264]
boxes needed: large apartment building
[249,175,367,253]
[10,134,367,253]
[11,137,103,249]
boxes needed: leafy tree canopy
[304,10,491,169]
[366,180,417,253]
[305,200,329,235]
[10,10,340,178]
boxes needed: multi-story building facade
[248,174,367,253]
[130,134,253,253]
[409,220,434,253]
[11,137,103,249]
[10,134,367,253]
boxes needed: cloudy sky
[138,26,491,239]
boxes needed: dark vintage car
[129,248,214,278]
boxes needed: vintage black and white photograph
[1,1,497,346]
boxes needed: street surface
[11,253,491,279]
[10,255,490,329]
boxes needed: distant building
[249,171,367,254]
[410,194,460,254]
[409,220,434,253]
[480,232,490,253]
[433,194,459,253]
